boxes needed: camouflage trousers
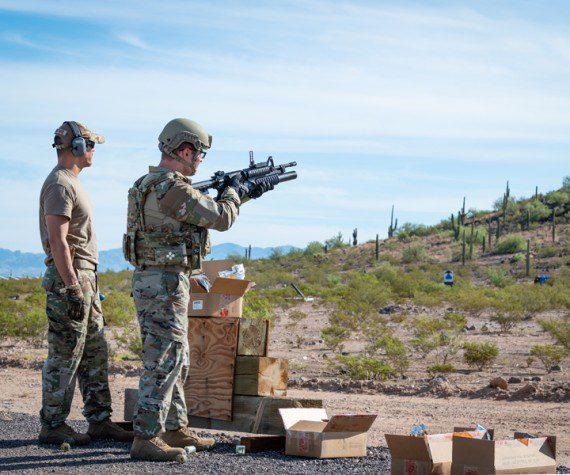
[131,268,190,438]
[40,266,112,428]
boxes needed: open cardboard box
[451,432,557,474]
[188,259,254,317]
[278,408,377,458]
[386,427,494,475]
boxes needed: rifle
[193,151,297,196]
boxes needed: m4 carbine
[192,151,297,196]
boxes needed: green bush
[495,235,525,255]
[367,334,409,375]
[539,319,570,349]
[242,292,274,320]
[322,324,350,352]
[491,313,522,333]
[102,291,136,327]
[427,363,456,375]
[463,342,499,371]
[325,232,348,250]
[304,241,325,256]
[530,344,567,372]
[335,355,395,381]
[402,244,428,264]
[396,223,433,240]
[537,244,558,258]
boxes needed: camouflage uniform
[124,166,239,438]
[40,265,111,428]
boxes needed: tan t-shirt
[39,165,98,268]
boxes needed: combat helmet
[158,118,212,159]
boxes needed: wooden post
[375,234,379,261]
[526,239,530,277]
[469,224,475,260]
[462,229,466,266]
[488,219,492,247]
[552,209,556,242]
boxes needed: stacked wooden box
[183,260,322,434]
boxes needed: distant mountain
[0,243,297,278]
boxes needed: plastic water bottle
[184,445,196,455]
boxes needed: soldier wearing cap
[38,121,133,445]
[124,118,272,461]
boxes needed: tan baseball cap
[53,121,105,149]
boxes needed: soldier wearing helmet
[125,118,272,462]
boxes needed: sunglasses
[86,140,96,150]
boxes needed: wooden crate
[237,319,269,356]
[184,317,239,421]
[234,356,288,397]
[187,395,323,435]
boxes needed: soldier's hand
[249,181,274,199]
[60,284,85,321]
[227,173,250,200]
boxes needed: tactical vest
[122,171,210,270]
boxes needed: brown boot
[88,419,134,442]
[161,426,215,451]
[130,436,186,462]
[39,422,91,446]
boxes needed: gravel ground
[0,413,390,474]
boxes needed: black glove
[249,181,275,199]
[227,173,250,200]
[61,284,85,321]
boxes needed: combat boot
[88,419,134,442]
[130,436,186,461]
[39,422,91,446]
[161,426,215,451]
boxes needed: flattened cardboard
[386,429,492,475]
[451,433,557,475]
[278,408,377,459]
[188,259,253,317]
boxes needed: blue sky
[0,0,568,252]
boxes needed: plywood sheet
[184,317,239,421]
[237,319,269,356]
[234,356,288,396]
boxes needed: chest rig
[122,171,210,270]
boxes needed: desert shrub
[530,344,567,372]
[522,201,551,223]
[226,253,247,264]
[402,244,428,264]
[0,290,47,341]
[539,319,570,349]
[102,291,136,327]
[325,232,348,250]
[242,292,273,320]
[367,334,409,375]
[335,355,395,381]
[427,363,456,375]
[396,223,433,240]
[322,324,350,352]
[114,326,142,359]
[304,241,324,256]
[269,248,284,261]
[544,190,569,209]
[491,313,522,333]
[495,235,525,255]
[463,342,499,371]
[510,253,525,264]
[537,244,558,258]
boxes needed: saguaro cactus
[375,234,379,261]
[352,228,358,246]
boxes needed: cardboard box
[451,432,557,474]
[188,259,254,317]
[386,428,493,475]
[279,408,377,458]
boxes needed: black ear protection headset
[66,121,88,157]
